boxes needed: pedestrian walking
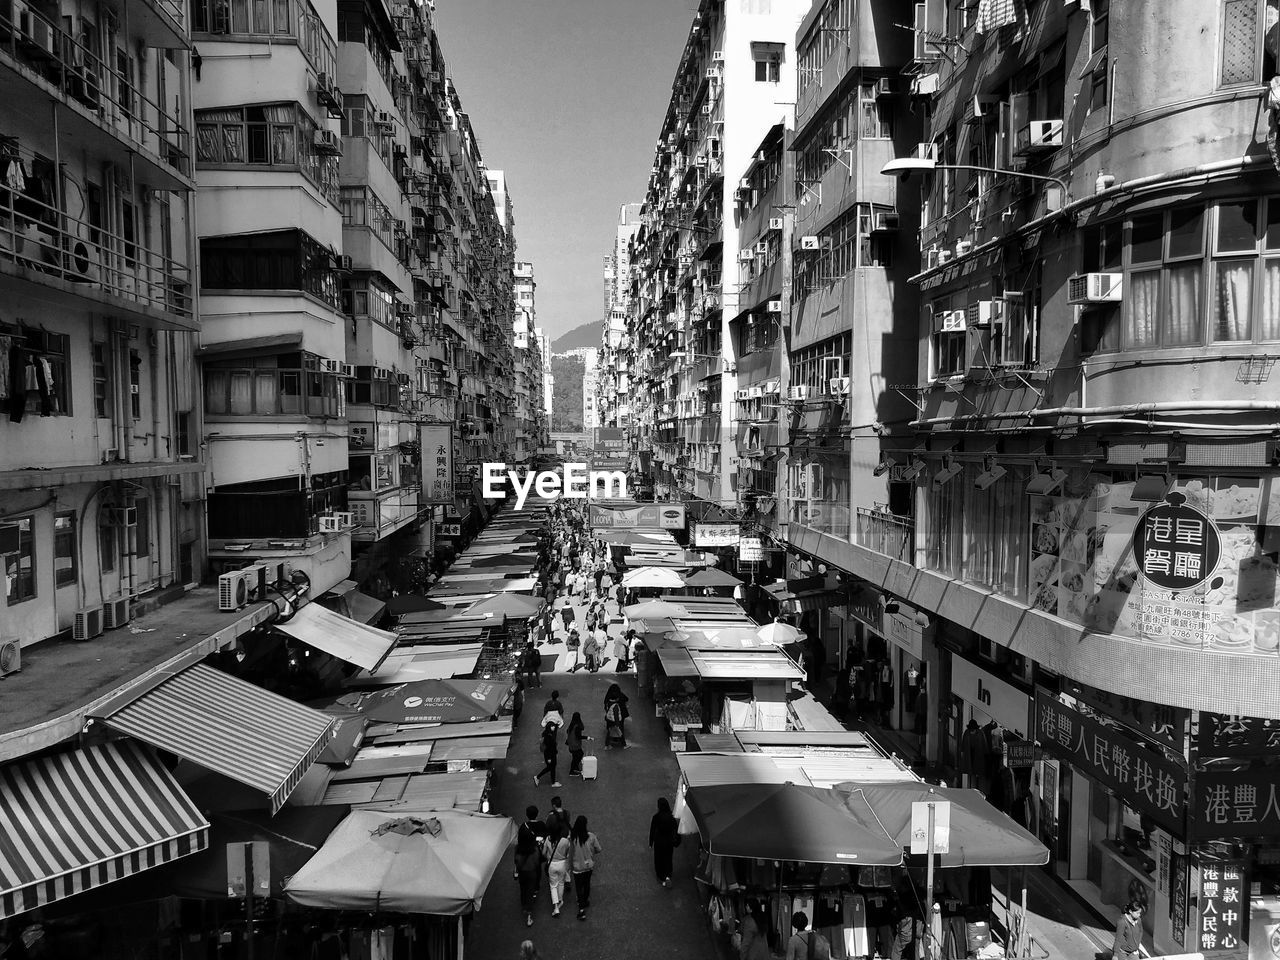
[613,630,629,672]
[534,720,561,788]
[514,806,547,927]
[542,690,564,718]
[604,683,630,748]
[594,565,605,594]
[560,603,575,635]
[1112,901,1144,960]
[567,628,582,670]
[565,712,590,776]
[519,940,541,960]
[734,912,771,960]
[541,823,571,918]
[569,815,602,921]
[593,622,610,669]
[522,642,542,689]
[785,912,832,960]
[582,631,601,673]
[545,795,572,839]
[648,796,679,887]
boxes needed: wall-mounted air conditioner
[829,377,851,395]
[768,217,784,231]
[319,358,342,374]
[73,606,104,641]
[0,639,19,677]
[1067,273,1123,304]
[873,212,899,232]
[755,241,769,254]
[218,569,256,611]
[967,300,1003,327]
[334,511,354,528]
[105,506,138,527]
[103,596,131,629]
[787,385,810,401]
[766,300,782,313]
[319,516,341,533]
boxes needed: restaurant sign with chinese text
[1134,496,1222,590]
[1034,691,1186,834]
[1191,768,1280,841]
[1197,861,1246,954]
[1197,712,1280,757]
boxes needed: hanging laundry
[34,356,53,415]
[2,157,25,194]
[0,336,10,400]
[7,346,26,422]
[975,0,1019,35]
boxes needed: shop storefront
[1033,689,1190,954]
[844,585,931,749]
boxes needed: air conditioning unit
[375,111,396,128]
[755,241,769,254]
[939,309,968,332]
[218,569,255,611]
[737,250,755,263]
[64,226,102,283]
[739,178,752,190]
[967,299,1004,327]
[964,95,1000,123]
[106,506,138,527]
[1068,273,1123,304]
[701,103,711,116]
[73,606,104,641]
[829,377,851,395]
[397,303,415,317]
[0,639,19,677]
[334,511,354,528]
[336,255,353,271]
[712,50,724,62]
[926,247,941,270]
[873,212,900,232]
[319,516,341,533]
[875,78,896,97]
[373,367,392,380]
[314,129,343,155]
[21,12,55,55]
[766,300,782,313]
[787,385,810,401]
[103,596,131,630]
[768,217,784,231]
[1018,119,1064,152]
[705,67,718,78]
[800,235,820,251]
[319,358,342,374]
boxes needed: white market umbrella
[622,566,687,590]
[756,621,807,645]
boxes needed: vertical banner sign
[739,536,764,561]
[1198,861,1246,953]
[1169,852,1187,948]
[419,424,453,504]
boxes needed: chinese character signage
[1169,852,1187,948]
[1034,691,1187,834]
[693,523,739,548]
[419,424,453,504]
[1004,741,1039,768]
[589,503,686,530]
[739,536,764,562]
[438,523,461,538]
[1197,712,1280,757]
[1026,472,1280,654]
[1197,861,1246,953]
[1134,496,1222,590]
[1063,680,1187,751]
[1192,768,1280,841]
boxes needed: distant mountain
[552,322,603,353]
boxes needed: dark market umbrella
[386,595,447,616]
[467,552,536,568]
[834,782,1048,867]
[684,783,902,866]
[684,568,743,588]
[356,678,509,724]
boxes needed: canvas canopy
[284,809,516,915]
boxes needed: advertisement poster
[590,503,686,529]
[1027,473,1280,654]
[739,536,764,562]
[419,424,453,504]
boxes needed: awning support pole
[1020,868,1029,958]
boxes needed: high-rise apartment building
[511,260,547,461]
[627,0,809,515]
[597,203,643,431]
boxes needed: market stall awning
[688,648,805,681]
[623,566,687,589]
[355,678,510,724]
[273,602,399,672]
[684,568,743,588]
[834,783,1049,867]
[92,663,335,812]
[756,621,807,645]
[347,644,484,687]
[764,577,843,614]
[684,783,902,866]
[321,580,387,625]
[285,809,516,916]
[315,711,369,766]
[0,741,209,919]
[386,595,448,616]
[318,771,491,810]
[624,599,690,620]
[657,647,699,677]
[465,593,544,619]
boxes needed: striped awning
[93,663,335,813]
[0,741,208,919]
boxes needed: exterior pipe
[910,400,1280,429]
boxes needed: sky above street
[433,0,695,342]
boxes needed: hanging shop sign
[847,585,883,633]
[1034,691,1187,835]
[1024,474,1280,653]
[589,503,686,530]
[1196,712,1280,757]
[1169,851,1188,948]
[952,656,1030,737]
[438,524,461,538]
[1197,861,1247,954]
[739,536,764,562]
[419,424,454,504]
[1191,768,1280,841]
[692,522,740,548]
[884,610,926,660]
[1004,741,1040,768]
[1134,496,1222,591]
[1063,679,1186,752]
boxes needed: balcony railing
[790,499,852,540]
[856,507,915,562]
[204,368,342,418]
[0,7,190,174]
[0,176,193,320]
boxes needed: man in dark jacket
[514,805,547,927]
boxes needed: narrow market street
[466,579,714,959]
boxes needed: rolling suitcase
[582,741,598,781]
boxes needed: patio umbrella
[465,593,543,619]
[757,621,807,645]
[285,809,517,915]
[385,595,448,616]
[684,568,743,588]
[355,678,509,724]
[624,600,689,621]
[683,782,902,866]
[622,566,687,589]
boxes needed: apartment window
[177,412,192,456]
[1086,0,1110,113]
[19,331,71,416]
[193,0,295,36]
[93,343,110,418]
[1219,0,1268,86]
[53,512,77,588]
[754,50,781,83]
[128,351,142,420]
[790,334,850,394]
[205,352,341,418]
[201,229,342,309]
[922,462,1029,599]
[4,517,35,605]
[134,498,150,559]
[859,83,893,139]
[196,103,339,202]
[931,297,966,378]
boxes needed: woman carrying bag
[541,823,572,919]
[569,816,603,921]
